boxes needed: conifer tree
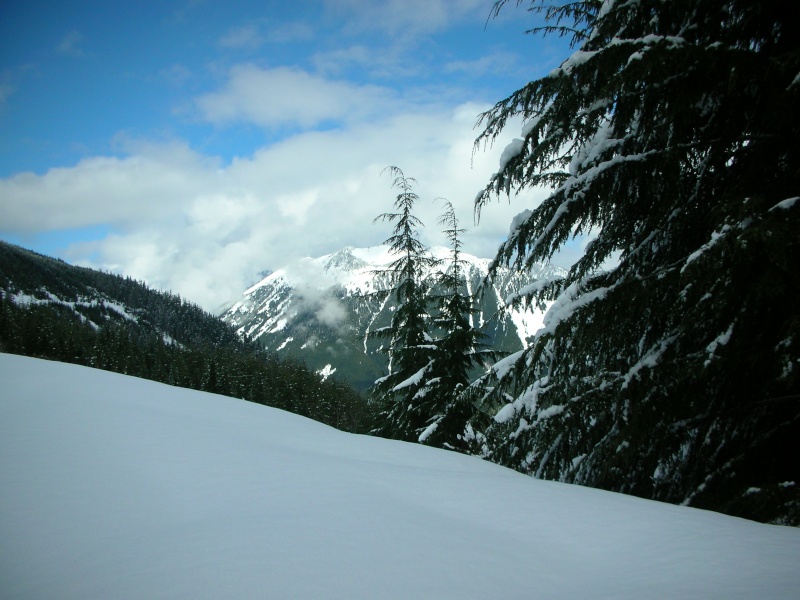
[370,167,439,441]
[473,0,799,523]
[417,201,498,449]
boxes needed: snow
[316,363,336,382]
[682,225,731,272]
[536,403,566,422]
[504,277,562,306]
[494,402,517,424]
[520,113,542,138]
[228,244,542,359]
[491,349,525,380]
[551,34,685,77]
[351,244,397,266]
[627,51,644,64]
[391,361,431,392]
[9,291,139,324]
[539,281,617,339]
[243,267,287,295]
[550,50,599,76]
[498,138,525,170]
[531,150,656,253]
[769,196,799,211]
[276,335,293,351]
[3,353,799,599]
[417,420,439,443]
[622,335,678,388]
[705,323,734,366]
[598,0,617,19]
[508,208,533,236]
[507,304,546,348]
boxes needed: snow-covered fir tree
[370,167,440,441]
[417,201,499,450]
[470,0,799,523]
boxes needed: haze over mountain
[222,245,565,390]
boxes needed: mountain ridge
[223,245,566,390]
[0,240,373,432]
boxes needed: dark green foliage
[472,0,799,524]
[416,201,501,449]
[369,167,440,440]
[0,241,375,434]
[369,174,501,448]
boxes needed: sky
[3,353,800,599]
[0,0,575,311]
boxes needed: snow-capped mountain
[0,241,243,351]
[222,246,565,390]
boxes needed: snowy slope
[223,246,563,389]
[1,353,799,599]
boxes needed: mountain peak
[224,246,564,390]
[320,246,368,273]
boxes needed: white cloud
[0,142,215,232]
[218,24,265,49]
[276,189,319,224]
[1,102,549,312]
[323,0,487,37]
[312,45,422,80]
[194,65,395,129]
[218,21,314,49]
[57,30,85,57]
[445,51,521,77]
[283,258,350,331]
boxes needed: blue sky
[0,0,573,310]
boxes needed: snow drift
[1,353,798,599]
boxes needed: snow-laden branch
[621,335,679,389]
[680,225,731,273]
[531,149,658,253]
[391,361,432,392]
[504,277,564,306]
[535,280,619,341]
[550,34,687,77]
[768,196,799,212]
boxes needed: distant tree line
[0,242,376,434]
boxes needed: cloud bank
[1,93,546,312]
[0,0,581,313]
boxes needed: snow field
[1,353,798,599]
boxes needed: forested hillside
[0,242,373,433]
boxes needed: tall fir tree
[417,201,499,449]
[471,0,800,523]
[370,167,439,441]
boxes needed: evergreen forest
[0,242,375,434]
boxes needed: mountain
[222,245,566,391]
[0,241,243,351]
[3,353,799,599]
[0,241,372,432]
